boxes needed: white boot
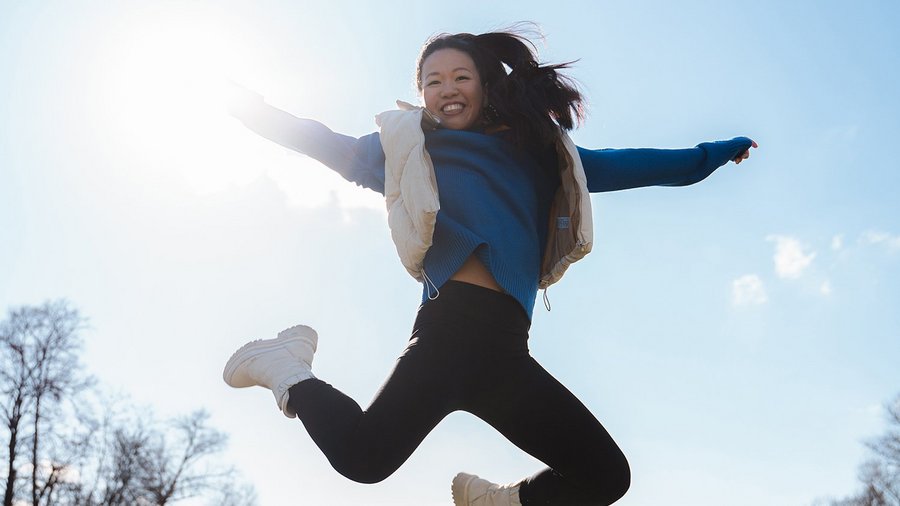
[452,472,522,506]
[223,324,318,418]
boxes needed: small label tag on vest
[557,216,570,229]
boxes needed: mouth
[441,103,464,115]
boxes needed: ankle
[283,376,318,417]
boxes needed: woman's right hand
[224,79,265,120]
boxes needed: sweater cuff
[696,136,754,169]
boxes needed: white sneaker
[223,324,318,418]
[452,472,522,506]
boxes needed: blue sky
[2,1,899,504]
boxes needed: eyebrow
[424,67,473,79]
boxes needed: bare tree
[1,302,256,506]
[70,415,156,506]
[138,411,230,505]
[215,481,258,506]
[825,394,900,506]
[62,409,249,506]
[1,300,88,506]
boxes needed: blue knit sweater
[296,122,752,319]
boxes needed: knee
[595,454,631,504]
[330,456,395,485]
[578,452,630,505]
[607,458,631,503]
[341,471,390,485]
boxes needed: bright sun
[92,11,263,192]
[89,7,382,212]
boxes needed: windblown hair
[416,26,585,150]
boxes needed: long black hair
[415,26,585,150]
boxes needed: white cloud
[831,235,843,250]
[767,235,816,279]
[861,230,900,251]
[732,274,767,306]
[820,280,832,296]
[267,156,385,212]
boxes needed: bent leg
[287,319,464,483]
[468,354,630,505]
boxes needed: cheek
[468,85,485,109]
[422,89,438,110]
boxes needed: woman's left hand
[734,139,759,164]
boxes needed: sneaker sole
[223,325,318,387]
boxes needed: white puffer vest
[375,101,593,290]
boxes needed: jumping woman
[223,28,756,506]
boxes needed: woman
[223,29,756,506]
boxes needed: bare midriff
[449,254,503,292]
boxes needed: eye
[426,80,440,86]
[456,75,470,81]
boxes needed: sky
[1,1,899,505]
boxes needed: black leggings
[288,281,630,505]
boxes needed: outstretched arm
[579,137,757,193]
[226,82,386,193]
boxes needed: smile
[442,103,464,114]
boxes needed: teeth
[443,103,463,113]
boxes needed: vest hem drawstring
[422,269,440,301]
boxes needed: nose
[439,81,458,97]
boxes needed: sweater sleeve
[234,101,386,194]
[280,122,386,195]
[314,130,386,195]
[578,137,753,193]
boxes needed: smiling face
[420,48,485,130]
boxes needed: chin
[443,117,479,131]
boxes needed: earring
[483,103,500,124]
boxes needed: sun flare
[86,8,381,212]
[92,11,264,190]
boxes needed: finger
[751,140,759,148]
